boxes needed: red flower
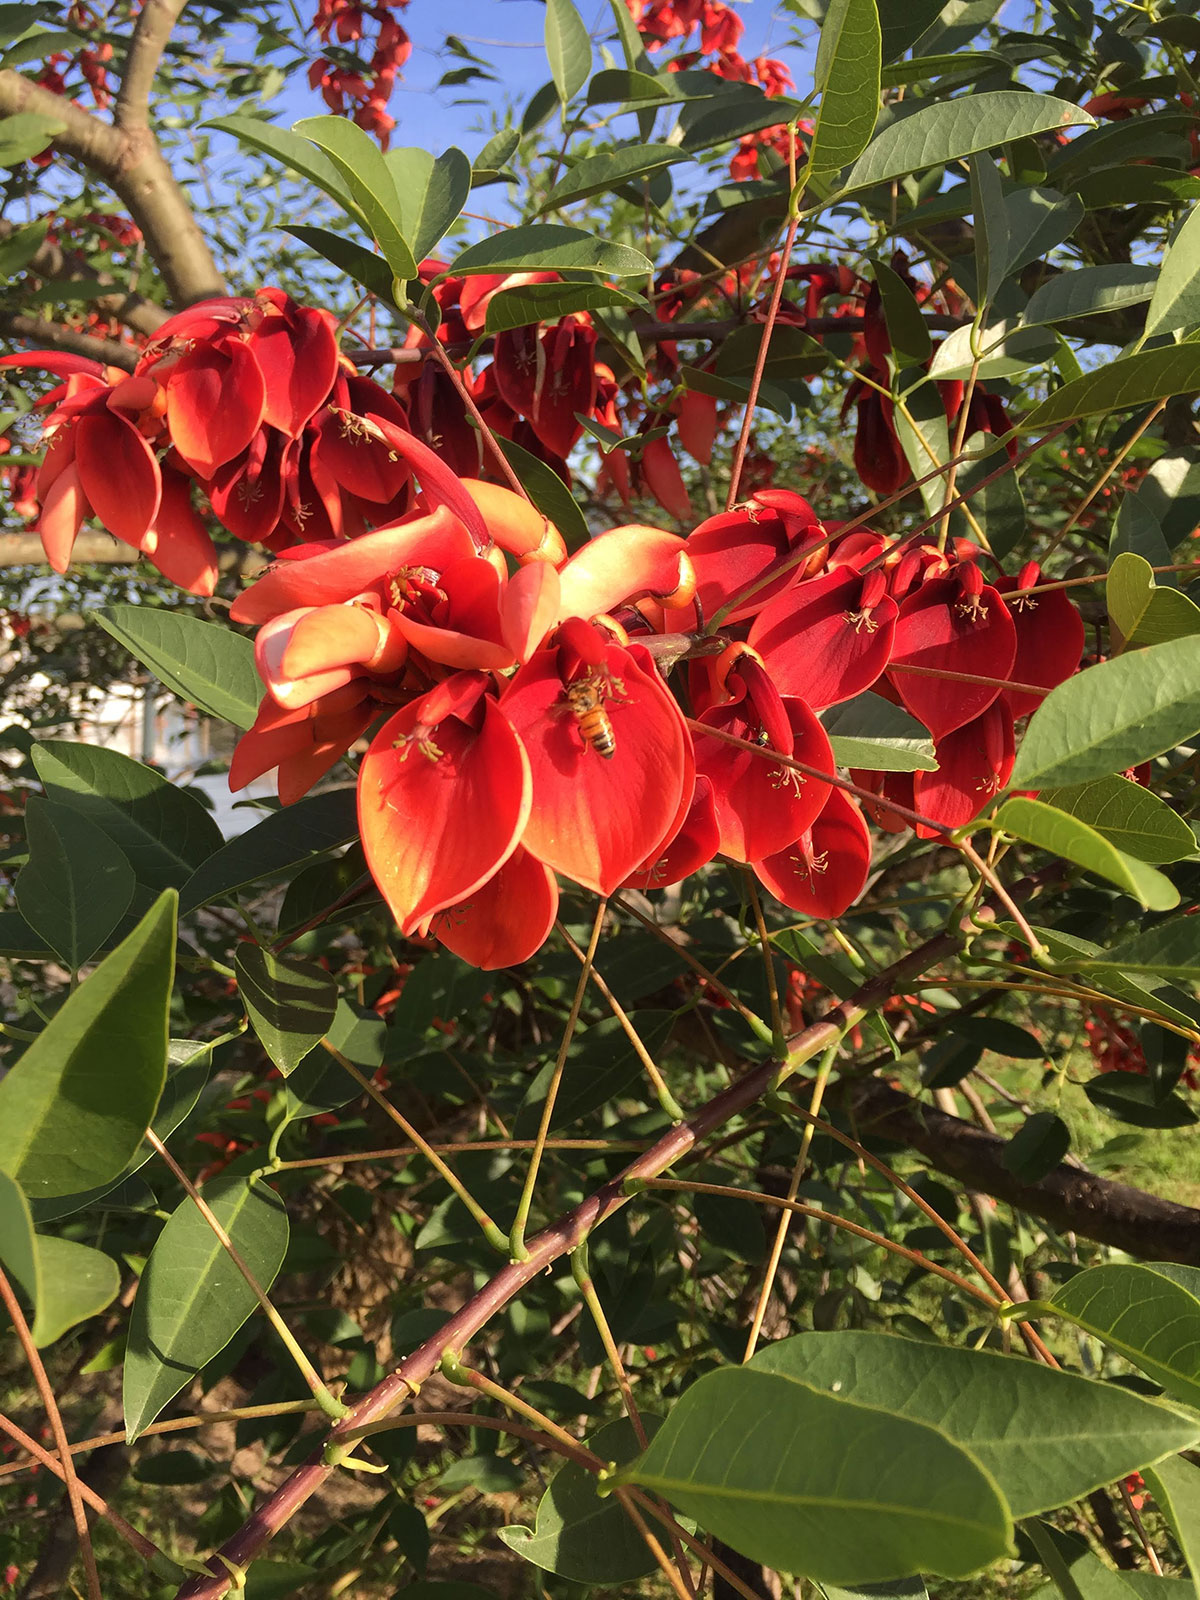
[997,563,1085,717]
[754,786,872,917]
[500,619,691,894]
[888,562,1017,739]
[359,671,532,934]
[748,565,897,709]
[433,846,559,969]
[912,700,1015,834]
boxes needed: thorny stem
[725,206,803,511]
[558,921,687,1122]
[0,1270,103,1600]
[647,1178,997,1309]
[742,1040,840,1362]
[146,1131,348,1420]
[510,899,608,1261]
[318,1043,511,1254]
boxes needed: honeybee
[561,670,622,759]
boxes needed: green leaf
[96,606,263,729]
[284,225,397,306]
[284,999,383,1121]
[680,88,810,151]
[1027,344,1200,428]
[540,144,691,212]
[894,372,952,516]
[1113,489,1176,576]
[1108,551,1200,647]
[1043,1264,1200,1411]
[0,892,175,1199]
[123,1174,289,1439]
[179,789,358,915]
[694,1189,767,1262]
[0,217,48,281]
[1042,776,1195,865]
[750,1331,1200,1518]
[235,945,338,1076]
[1145,206,1200,339]
[874,257,931,366]
[204,114,358,208]
[484,280,646,334]
[496,436,590,549]
[501,1417,664,1581]
[877,0,949,63]
[1008,636,1200,791]
[1077,165,1200,210]
[1022,266,1159,329]
[545,0,591,104]
[1084,1072,1197,1130]
[1002,1111,1071,1183]
[0,112,64,167]
[30,1237,119,1347]
[587,68,707,108]
[807,0,881,180]
[16,797,135,968]
[821,693,938,772]
[991,797,1179,911]
[998,186,1084,278]
[970,155,1009,309]
[450,224,651,279]
[0,1168,37,1310]
[618,1367,1013,1582]
[1078,917,1200,983]
[946,1016,1045,1058]
[928,318,1055,382]
[608,0,652,73]
[384,146,472,260]
[32,741,222,890]
[1142,1456,1200,1599]
[842,93,1093,194]
[292,116,418,282]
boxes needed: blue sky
[302,1,811,161]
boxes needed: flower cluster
[32,2,113,117]
[3,287,1089,971]
[308,0,413,146]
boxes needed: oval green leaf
[842,93,1093,194]
[179,788,358,915]
[96,606,264,729]
[1008,635,1200,791]
[450,224,652,279]
[30,1236,119,1347]
[1041,775,1195,865]
[123,1174,289,1439]
[0,891,175,1199]
[751,1330,1200,1519]
[15,797,135,968]
[1144,205,1200,339]
[991,797,1179,911]
[545,0,591,104]
[292,115,417,281]
[540,144,691,212]
[807,0,881,180]
[618,1366,1013,1583]
[1045,1265,1200,1411]
[822,691,939,772]
[235,945,338,1076]
[1026,344,1200,428]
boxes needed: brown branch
[0,68,223,308]
[115,0,189,131]
[0,311,138,368]
[843,1077,1200,1264]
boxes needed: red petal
[624,774,720,889]
[74,410,161,545]
[462,478,566,564]
[313,407,412,503]
[692,691,833,863]
[677,390,718,467]
[368,416,490,548]
[501,560,560,663]
[166,339,267,477]
[888,573,1017,739]
[641,436,692,523]
[252,302,339,437]
[996,578,1086,718]
[686,506,806,625]
[500,644,689,895]
[748,567,897,709]
[754,786,871,917]
[433,847,559,968]
[206,431,288,543]
[913,701,1015,836]
[36,460,88,571]
[256,608,361,710]
[146,467,219,596]
[359,684,532,934]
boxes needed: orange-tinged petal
[502,561,560,664]
[36,460,88,572]
[432,847,558,968]
[165,338,267,478]
[460,477,567,563]
[359,682,532,934]
[256,609,361,709]
[557,524,695,623]
[367,415,490,549]
[146,467,219,596]
[229,505,473,624]
[281,603,405,680]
